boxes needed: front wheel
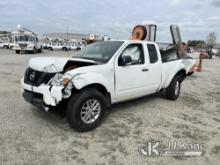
[15,50,20,54]
[63,47,68,51]
[66,88,106,132]
[165,76,181,100]
[3,45,8,49]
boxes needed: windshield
[15,36,35,42]
[73,41,124,63]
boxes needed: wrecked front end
[21,58,97,111]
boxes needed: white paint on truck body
[21,40,196,107]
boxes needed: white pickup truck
[21,25,196,131]
[46,42,70,51]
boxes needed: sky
[0,0,220,42]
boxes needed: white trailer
[12,25,43,54]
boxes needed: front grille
[19,43,28,48]
[24,67,56,86]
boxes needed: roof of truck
[107,39,156,44]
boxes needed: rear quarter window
[147,44,158,63]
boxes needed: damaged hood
[29,57,97,73]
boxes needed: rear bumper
[21,78,64,106]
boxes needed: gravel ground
[0,49,220,165]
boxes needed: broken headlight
[62,81,73,98]
[50,73,63,86]
[50,73,74,98]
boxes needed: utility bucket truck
[12,25,43,54]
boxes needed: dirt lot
[0,49,220,165]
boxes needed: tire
[63,47,68,51]
[48,47,53,51]
[3,45,8,49]
[187,71,194,76]
[76,47,81,51]
[66,88,107,132]
[165,75,181,100]
[15,50,20,54]
[38,48,42,53]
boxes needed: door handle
[142,68,149,72]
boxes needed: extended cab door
[114,43,162,101]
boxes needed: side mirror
[120,56,132,66]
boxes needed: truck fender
[69,72,112,93]
[164,65,186,88]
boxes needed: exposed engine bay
[63,60,97,72]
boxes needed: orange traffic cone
[194,53,206,72]
[194,58,202,72]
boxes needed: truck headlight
[51,73,63,86]
[62,81,73,98]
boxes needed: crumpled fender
[64,72,112,93]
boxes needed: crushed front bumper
[21,78,64,107]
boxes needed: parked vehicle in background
[11,25,43,54]
[43,43,49,49]
[215,49,220,58]
[69,42,84,51]
[47,42,70,51]
[0,41,9,49]
[0,37,10,49]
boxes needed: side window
[147,44,158,63]
[119,44,144,65]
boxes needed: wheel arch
[175,69,187,82]
[164,68,187,88]
[74,83,111,108]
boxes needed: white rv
[12,25,43,54]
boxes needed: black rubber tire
[165,75,181,100]
[15,50,20,54]
[63,47,68,51]
[187,71,194,76]
[66,88,107,132]
[38,48,42,53]
[76,47,81,51]
[3,45,8,49]
[48,47,53,51]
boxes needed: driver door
[115,43,151,101]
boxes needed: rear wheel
[15,50,20,54]
[63,47,68,51]
[33,47,37,54]
[165,75,181,100]
[66,88,106,132]
[76,47,81,51]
